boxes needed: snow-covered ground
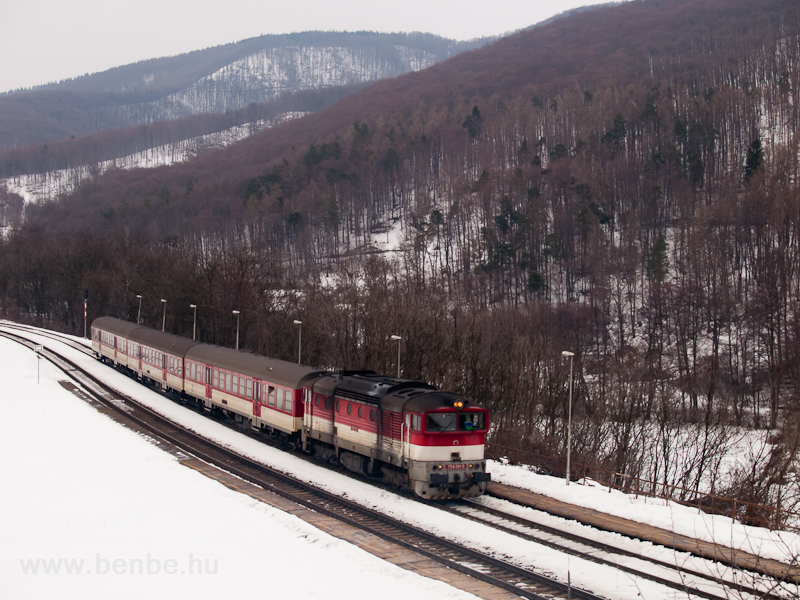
[0,333,483,600]
[2,322,798,599]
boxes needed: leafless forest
[2,0,800,521]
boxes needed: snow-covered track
[443,499,792,600]
[0,322,93,356]
[0,328,605,600]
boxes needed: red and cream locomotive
[91,316,491,499]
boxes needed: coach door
[253,380,261,418]
[303,388,312,429]
[205,367,212,398]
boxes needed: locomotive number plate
[445,464,467,470]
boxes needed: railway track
[0,327,606,600]
[5,321,794,600]
[440,499,795,600]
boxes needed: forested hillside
[3,0,800,520]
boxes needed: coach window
[284,390,292,413]
[246,379,252,400]
[213,369,219,388]
[268,386,276,407]
[239,376,245,397]
[231,374,238,395]
[276,389,284,411]
[224,372,231,392]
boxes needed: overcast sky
[0,0,610,94]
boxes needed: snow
[0,332,479,600]
[2,321,798,599]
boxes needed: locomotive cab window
[426,412,457,432]
[411,414,421,431]
[459,412,486,431]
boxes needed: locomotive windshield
[459,412,486,431]
[425,411,486,432]
[426,412,457,432]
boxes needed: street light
[562,350,575,486]
[233,310,240,351]
[391,335,402,378]
[161,299,167,332]
[293,320,302,364]
[136,295,142,325]
[190,304,197,340]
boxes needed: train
[91,317,491,499]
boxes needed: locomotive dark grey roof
[311,371,440,412]
[91,316,143,338]
[186,344,324,389]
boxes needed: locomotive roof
[91,316,144,338]
[186,344,324,389]
[398,391,486,414]
[312,371,435,406]
[128,327,201,356]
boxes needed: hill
[0,31,490,151]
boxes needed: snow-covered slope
[124,45,436,122]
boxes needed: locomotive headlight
[453,401,463,409]
[469,464,473,468]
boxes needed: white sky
[0,0,607,93]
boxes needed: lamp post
[136,295,142,325]
[293,320,302,364]
[391,335,402,378]
[233,310,240,351]
[562,350,575,486]
[190,304,197,340]
[161,299,167,332]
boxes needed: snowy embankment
[2,322,799,599]
[0,333,477,600]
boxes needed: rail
[486,442,800,533]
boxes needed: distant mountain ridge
[0,31,493,150]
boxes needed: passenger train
[91,317,491,499]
